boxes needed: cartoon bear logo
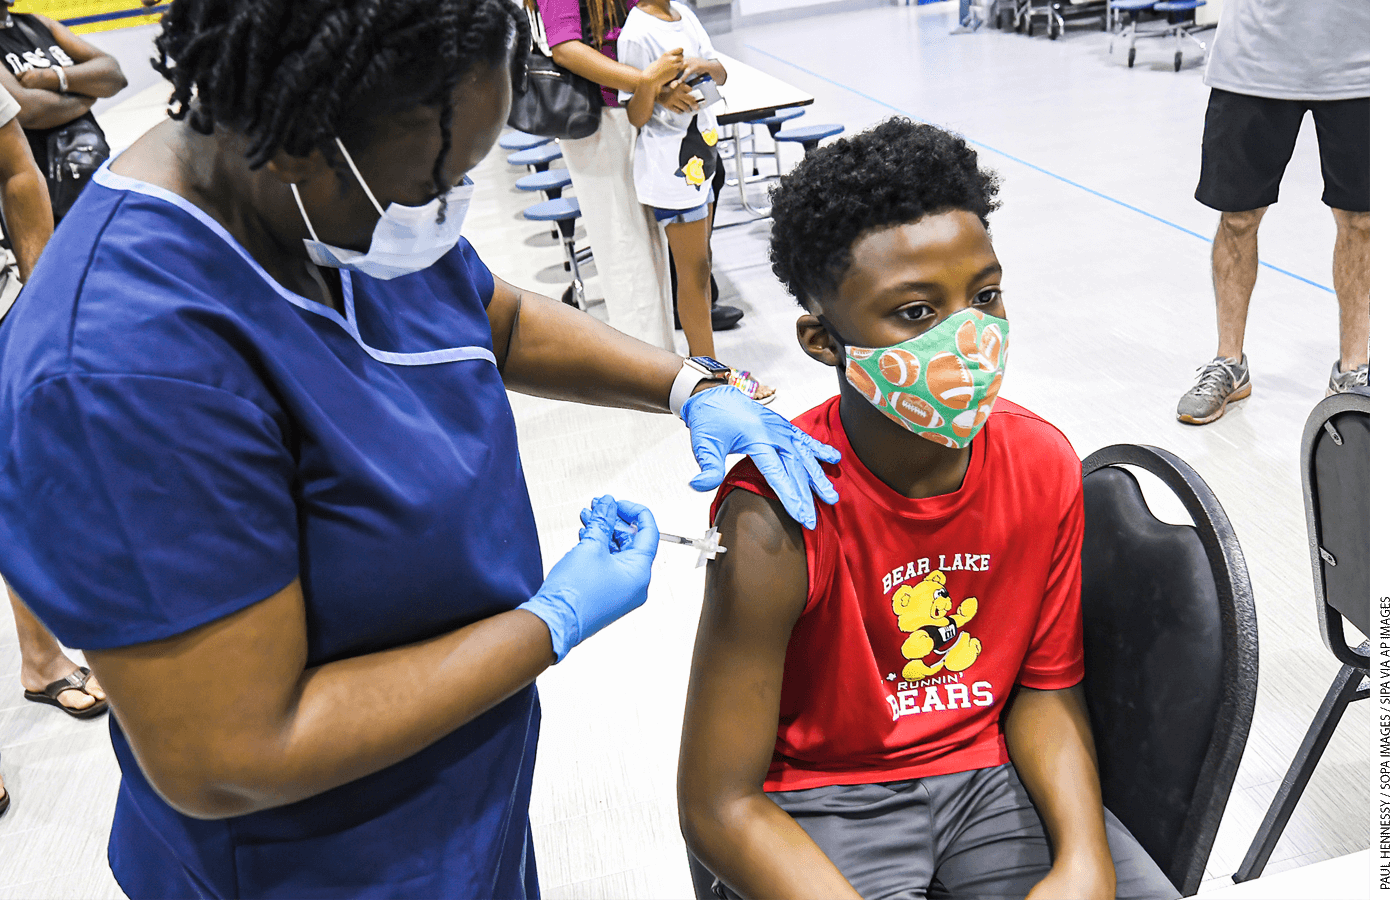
[891,571,982,682]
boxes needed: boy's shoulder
[985,398,1075,454]
[711,397,839,521]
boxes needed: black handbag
[46,114,109,220]
[507,4,602,140]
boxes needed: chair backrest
[1301,391,1369,669]
[1080,444,1258,897]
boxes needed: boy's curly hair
[768,118,1002,310]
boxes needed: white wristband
[668,363,708,418]
[54,66,68,93]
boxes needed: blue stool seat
[754,109,805,128]
[523,197,582,222]
[1152,0,1204,9]
[774,123,845,152]
[507,143,563,169]
[1109,0,1155,8]
[500,131,549,152]
[756,109,800,134]
[515,169,573,193]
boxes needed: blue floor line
[741,42,1336,295]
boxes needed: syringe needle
[658,531,727,553]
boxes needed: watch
[668,356,731,417]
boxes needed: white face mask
[291,137,473,281]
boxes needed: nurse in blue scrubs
[0,1,839,897]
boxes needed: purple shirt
[537,0,639,107]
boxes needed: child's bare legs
[666,212,716,358]
[9,589,105,712]
[667,208,774,400]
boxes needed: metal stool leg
[1233,663,1369,883]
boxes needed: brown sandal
[23,666,108,719]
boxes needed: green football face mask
[832,308,1010,449]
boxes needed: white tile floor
[0,5,1374,897]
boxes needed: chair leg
[562,233,586,307]
[1233,663,1368,883]
[538,190,561,238]
[557,218,577,272]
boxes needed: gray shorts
[718,764,1181,900]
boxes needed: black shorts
[1195,89,1369,213]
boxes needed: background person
[619,0,773,402]
[539,0,730,350]
[0,1,127,220]
[1175,0,1368,425]
[2,64,111,724]
[0,2,838,897]
[0,80,50,284]
[0,76,64,822]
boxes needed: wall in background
[11,1,165,34]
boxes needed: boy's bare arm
[678,489,861,900]
[1004,685,1116,900]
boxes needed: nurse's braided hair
[768,118,1001,310]
[153,0,527,192]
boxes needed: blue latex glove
[680,385,841,530]
[519,495,660,663]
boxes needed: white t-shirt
[1204,0,1368,101]
[617,2,721,210]
[0,85,19,129]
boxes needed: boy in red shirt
[677,119,1180,900]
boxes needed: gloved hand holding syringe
[610,518,726,567]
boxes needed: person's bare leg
[1332,208,1369,371]
[667,215,716,359]
[9,589,104,711]
[1213,207,1267,360]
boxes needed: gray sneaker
[1327,360,1369,396]
[1177,355,1251,424]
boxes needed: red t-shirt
[712,396,1085,792]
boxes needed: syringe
[659,528,727,557]
[614,522,726,566]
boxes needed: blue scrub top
[0,164,546,899]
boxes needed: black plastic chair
[685,444,1258,900]
[1234,391,1369,883]
[1080,445,1258,897]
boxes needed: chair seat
[774,123,844,144]
[515,169,574,192]
[1153,0,1204,8]
[523,197,582,222]
[754,109,805,127]
[499,131,549,151]
[1110,0,1156,9]
[507,143,563,167]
